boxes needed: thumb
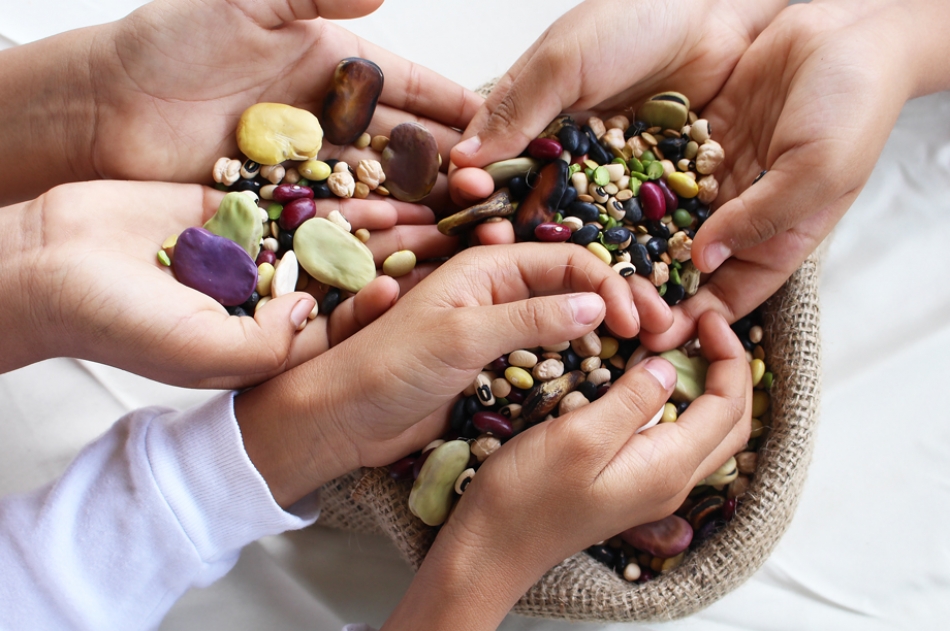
[233,0,384,27]
[193,292,317,387]
[475,292,605,362]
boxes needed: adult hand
[643,0,950,349]
[0,0,482,205]
[2,180,445,388]
[381,312,751,631]
[234,243,647,507]
[449,0,785,207]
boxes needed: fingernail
[643,357,676,390]
[705,242,731,270]
[568,293,603,325]
[291,298,315,330]
[454,134,481,157]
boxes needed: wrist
[0,26,101,205]
[0,200,56,371]
[812,0,949,99]
[382,523,539,631]
[234,347,363,508]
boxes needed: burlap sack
[316,250,821,621]
[316,79,823,620]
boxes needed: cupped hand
[11,180,437,388]
[87,0,481,208]
[449,0,785,204]
[380,312,751,631]
[643,0,916,349]
[234,242,645,506]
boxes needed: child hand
[234,242,651,507]
[381,311,750,631]
[2,0,482,205]
[449,0,785,206]
[2,180,440,387]
[644,0,950,348]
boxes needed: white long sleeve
[0,392,320,630]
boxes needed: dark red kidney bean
[472,411,513,439]
[638,181,666,220]
[388,456,416,481]
[534,222,572,242]
[273,183,315,203]
[255,249,276,266]
[489,357,510,372]
[506,389,526,404]
[657,178,677,213]
[528,137,563,160]
[279,198,316,231]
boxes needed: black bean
[464,395,482,418]
[230,177,262,194]
[678,196,702,213]
[450,397,468,432]
[576,380,598,401]
[567,201,600,223]
[646,236,668,260]
[461,418,480,439]
[676,401,690,415]
[321,287,341,315]
[622,197,643,223]
[618,337,640,358]
[695,205,711,226]
[586,545,616,567]
[607,364,624,382]
[613,549,628,575]
[581,126,611,164]
[602,226,631,245]
[629,243,653,276]
[731,316,754,337]
[681,228,696,239]
[312,181,332,199]
[570,224,600,246]
[324,159,340,172]
[558,125,583,154]
[508,175,529,201]
[558,185,578,209]
[574,129,590,156]
[227,305,249,317]
[645,220,670,239]
[561,347,581,372]
[278,229,295,253]
[663,283,686,306]
[657,137,687,162]
[240,291,260,314]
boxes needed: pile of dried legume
[395,316,771,583]
[397,94,774,583]
[438,92,724,304]
[156,57,774,585]
[159,58,434,319]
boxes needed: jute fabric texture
[315,79,823,620]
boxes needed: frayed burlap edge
[316,251,822,621]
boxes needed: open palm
[88,0,480,205]
[644,1,910,348]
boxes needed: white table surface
[2,2,949,630]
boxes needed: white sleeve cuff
[146,391,322,563]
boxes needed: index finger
[454,243,640,340]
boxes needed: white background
[1,1,949,630]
